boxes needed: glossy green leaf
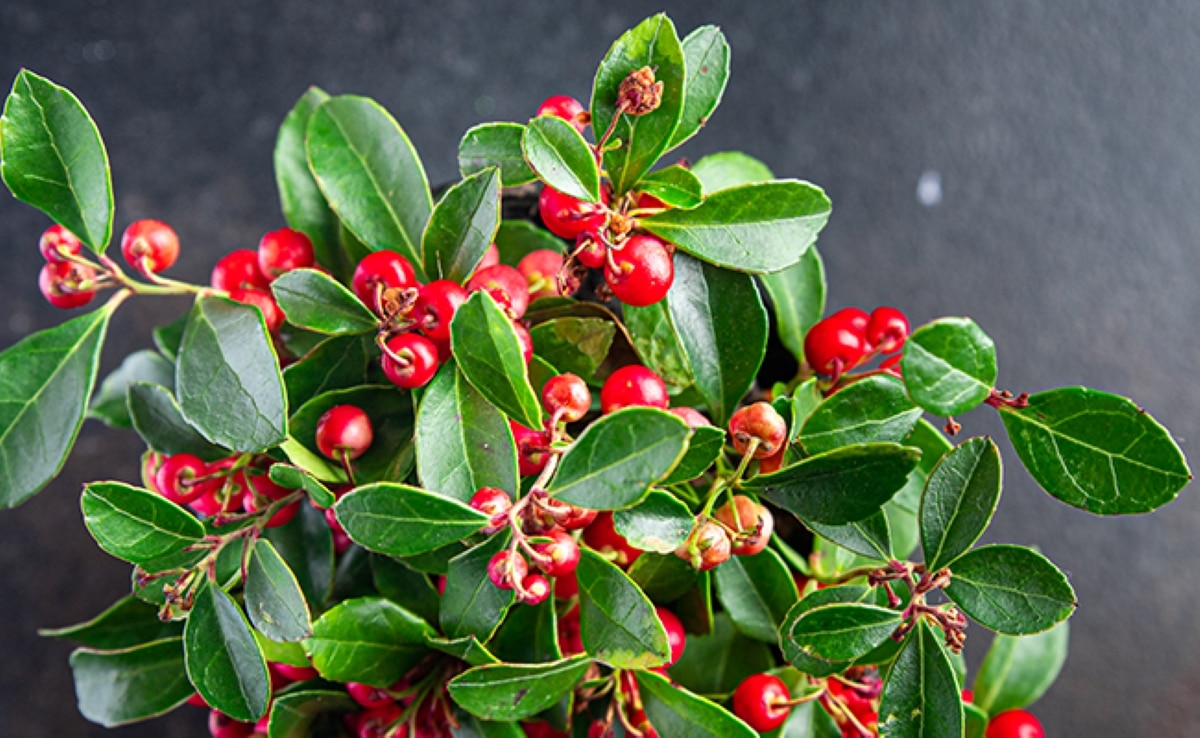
[449,655,591,722]
[458,122,537,186]
[127,382,227,461]
[81,482,205,573]
[964,704,989,738]
[667,25,731,150]
[451,291,542,429]
[490,597,562,665]
[806,511,893,562]
[612,489,694,553]
[643,181,831,274]
[252,632,309,670]
[622,300,694,392]
[69,638,191,727]
[665,253,768,424]
[591,13,687,194]
[416,362,518,502]
[306,95,431,278]
[42,597,181,650]
[760,246,826,364]
[900,318,997,417]
[998,387,1191,514]
[282,333,373,409]
[691,151,774,193]
[668,612,771,696]
[494,220,564,265]
[878,620,962,738]
[152,313,189,362]
[778,695,843,738]
[636,670,757,738]
[330,542,375,603]
[780,585,875,676]
[576,548,670,668]
[744,443,922,525]
[245,539,312,642]
[271,268,377,335]
[549,407,690,509]
[268,463,335,509]
[0,305,112,508]
[522,116,601,203]
[88,350,174,429]
[886,419,953,560]
[289,386,414,484]
[267,689,356,738]
[1,70,113,251]
[308,597,434,687]
[425,635,500,667]
[529,317,615,380]
[441,533,514,641]
[176,297,287,452]
[786,602,903,663]
[714,548,798,643]
[370,555,441,626]
[628,553,699,603]
[334,482,489,557]
[660,424,723,484]
[184,584,270,722]
[265,503,334,608]
[800,375,922,455]
[637,165,704,209]
[275,87,347,280]
[423,167,502,282]
[973,621,1069,713]
[944,545,1076,635]
[920,437,1003,571]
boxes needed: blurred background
[2,1,1198,735]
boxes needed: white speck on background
[917,169,942,206]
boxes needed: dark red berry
[655,606,686,665]
[211,249,270,292]
[557,505,597,530]
[532,529,580,578]
[518,249,566,301]
[542,373,591,422]
[675,520,731,571]
[539,185,608,241]
[600,365,669,414]
[228,288,284,333]
[487,550,528,590]
[510,420,550,476]
[355,702,403,738]
[604,234,674,307]
[257,228,314,281]
[346,682,395,710]
[536,94,589,133]
[731,673,791,732]
[381,332,440,389]
[523,721,570,738]
[208,710,254,738]
[467,264,531,318]
[715,495,775,556]
[38,261,97,309]
[38,224,84,263]
[315,405,374,460]
[804,307,869,376]
[985,710,1044,738]
[729,402,788,458]
[155,454,213,505]
[583,512,642,567]
[518,573,551,605]
[121,219,179,275]
[468,487,512,535]
[414,279,469,342]
[866,306,910,354]
[353,251,417,313]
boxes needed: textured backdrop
[2,2,1198,736]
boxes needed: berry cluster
[146,451,300,529]
[803,306,911,382]
[210,227,316,334]
[36,219,180,309]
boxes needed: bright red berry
[468,487,512,535]
[542,373,591,422]
[211,249,270,292]
[669,407,711,428]
[487,550,528,590]
[476,242,501,272]
[676,520,731,571]
[467,264,531,318]
[518,249,566,301]
[539,185,608,241]
[510,421,550,476]
[985,710,1045,738]
[355,703,404,738]
[655,606,686,665]
[228,288,284,333]
[121,219,179,275]
[315,405,374,460]
[346,682,396,710]
[414,279,468,342]
[804,308,869,376]
[155,454,214,505]
[866,306,910,354]
[557,504,597,531]
[512,320,535,364]
[353,250,417,313]
[732,673,791,732]
[729,402,788,458]
[518,573,551,605]
[715,495,775,556]
[636,191,668,210]
[208,710,254,738]
[599,365,669,414]
[532,529,581,578]
[536,95,589,133]
[271,661,318,682]
[38,261,97,309]
[381,332,440,389]
[574,231,607,269]
[583,512,642,567]
[604,235,674,307]
[241,486,299,528]
[38,224,84,263]
[257,228,314,281]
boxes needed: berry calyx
[228,288,284,334]
[604,234,674,307]
[728,402,788,458]
[655,606,686,665]
[518,249,566,301]
[675,519,731,571]
[211,249,270,292]
[599,365,669,414]
[38,261,98,309]
[985,709,1045,738]
[154,453,213,505]
[38,224,84,263]
[257,227,314,281]
[518,573,551,605]
[865,306,910,354]
[315,405,374,460]
[804,308,869,376]
[715,495,775,556]
[487,550,528,590]
[542,373,591,422]
[582,512,642,567]
[536,94,589,133]
[531,529,581,578]
[353,250,417,314]
[539,185,608,241]
[467,264,531,318]
[414,279,468,342]
[731,673,792,732]
[120,219,179,275]
[381,332,440,389]
[468,487,512,535]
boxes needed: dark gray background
[2,1,1198,736]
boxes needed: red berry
[121,219,179,275]
[728,402,788,458]
[732,673,791,732]
[155,454,213,505]
[228,288,284,334]
[574,231,607,269]
[715,495,775,556]
[414,279,469,342]
[38,261,97,309]
[583,512,642,567]
[554,569,579,600]
[257,228,314,281]
[468,487,512,535]
[381,332,440,389]
[487,550,528,590]
[271,661,318,682]
[557,505,597,530]
[599,365,669,414]
[347,682,395,710]
[866,306,910,354]
[669,407,711,428]
[211,249,270,292]
[536,95,588,133]
[636,192,668,210]
[655,606,686,665]
[208,710,254,738]
[532,529,581,577]
[315,405,374,460]
[353,251,417,313]
[523,721,569,738]
[675,520,731,571]
[542,373,591,422]
[604,235,674,307]
[476,242,501,272]
[539,185,608,241]
[242,489,300,528]
[356,703,404,738]
[189,486,241,519]
[510,420,550,476]
[518,573,551,605]
[518,249,566,301]
[986,710,1045,738]
[38,224,84,263]
[804,308,869,376]
[467,264,531,318]
[187,692,209,708]
[512,320,534,364]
